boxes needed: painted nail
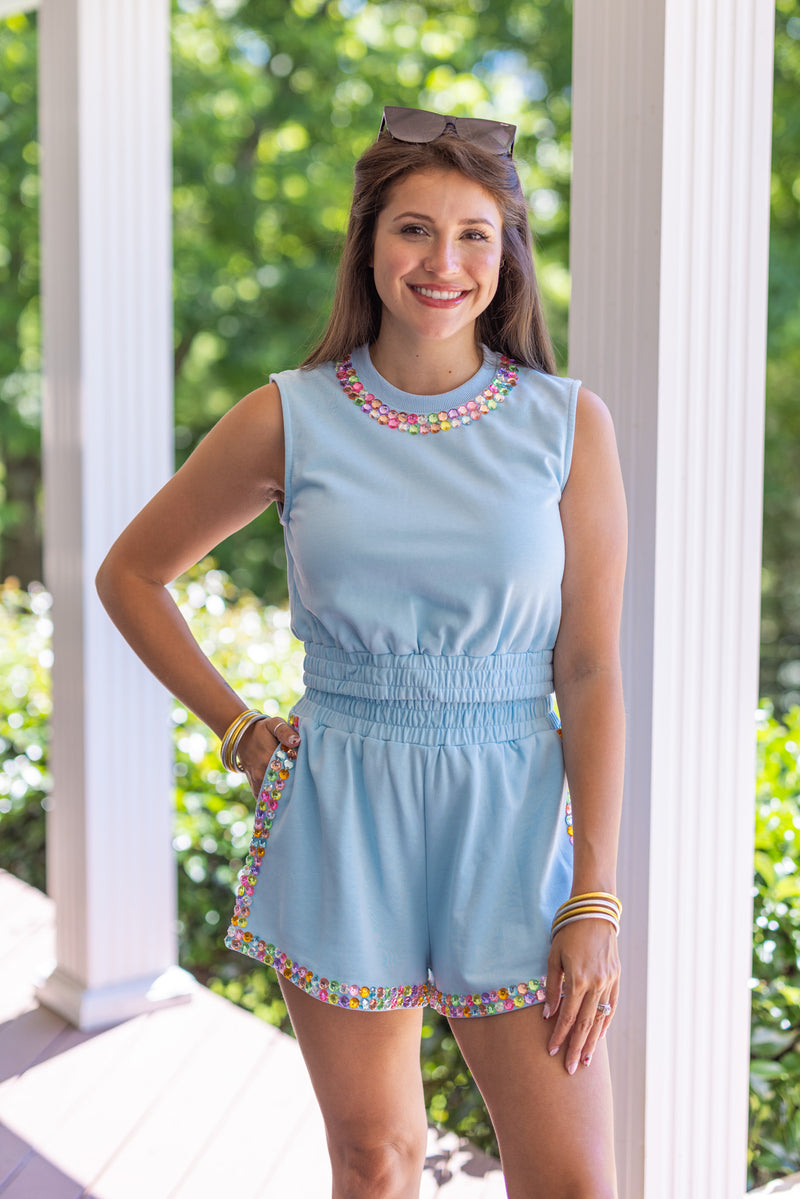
[549,1045,559,1056]
[289,735,300,744]
[583,1054,592,1067]
[542,1004,551,1019]
[568,1061,578,1075]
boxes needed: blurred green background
[1,0,799,1188]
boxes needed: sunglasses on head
[379,105,516,158]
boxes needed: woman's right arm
[95,381,296,792]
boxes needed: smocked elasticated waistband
[293,644,559,745]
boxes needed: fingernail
[542,1004,551,1019]
[583,1054,592,1067]
[568,1061,577,1075]
[549,1045,559,1057]
[288,735,300,745]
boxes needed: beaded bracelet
[220,709,264,773]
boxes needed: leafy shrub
[0,577,51,891]
[749,704,800,1187]
[4,570,800,1173]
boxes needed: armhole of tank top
[269,374,293,526]
[560,377,581,493]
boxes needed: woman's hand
[542,918,621,1074]
[236,715,301,799]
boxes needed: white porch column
[569,3,774,1197]
[35,0,193,1030]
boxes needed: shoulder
[573,385,617,447]
[562,385,625,516]
[225,379,283,436]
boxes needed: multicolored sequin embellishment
[430,979,547,1019]
[225,733,298,955]
[334,354,520,434]
[556,726,574,845]
[565,794,574,845]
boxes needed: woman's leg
[278,976,429,1199]
[448,1005,617,1199]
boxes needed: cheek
[479,250,503,293]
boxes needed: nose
[423,236,460,276]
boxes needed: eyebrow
[390,210,498,230]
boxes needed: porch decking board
[168,1027,331,1199]
[0,1151,85,1199]
[0,871,505,1197]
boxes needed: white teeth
[412,286,465,300]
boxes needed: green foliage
[749,703,800,1187]
[0,13,41,586]
[0,578,51,890]
[761,3,800,711]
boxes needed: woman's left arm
[545,384,628,1074]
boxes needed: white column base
[35,963,195,1032]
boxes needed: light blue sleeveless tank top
[272,344,579,670]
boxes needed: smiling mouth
[409,285,469,301]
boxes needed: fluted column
[35,0,193,1029]
[569,2,774,1196]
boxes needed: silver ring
[597,1002,612,1017]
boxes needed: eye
[462,229,490,241]
[399,223,428,237]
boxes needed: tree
[0,0,574,597]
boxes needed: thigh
[449,1006,617,1199]
[278,975,429,1151]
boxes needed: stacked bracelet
[551,891,622,940]
[220,709,266,773]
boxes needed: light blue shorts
[225,646,574,1017]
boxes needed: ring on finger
[596,1001,612,1017]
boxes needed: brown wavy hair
[301,131,555,374]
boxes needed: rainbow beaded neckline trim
[335,353,519,434]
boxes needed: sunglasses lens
[381,106,447,143]
[454,117,515,155]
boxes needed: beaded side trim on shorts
[224,730,430,1012]
[430,979,547,1018]
[335,354,519,435]
[556,728,574,846]
[225,740,297,950]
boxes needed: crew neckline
[348,344,499,409]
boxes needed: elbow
[95,553,116,610]
[95,545,130,612]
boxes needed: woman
[97,105,627,1199]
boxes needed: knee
[559,1177,617,1199]
[506,1164,617,1199]
[329,1128,427,1199]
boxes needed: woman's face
[370,168,504,349]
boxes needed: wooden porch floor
[0,870,505,1198]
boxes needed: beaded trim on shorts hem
[224,735,430,1012]
[430,979,547,1018]
[226,931,430,1011]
